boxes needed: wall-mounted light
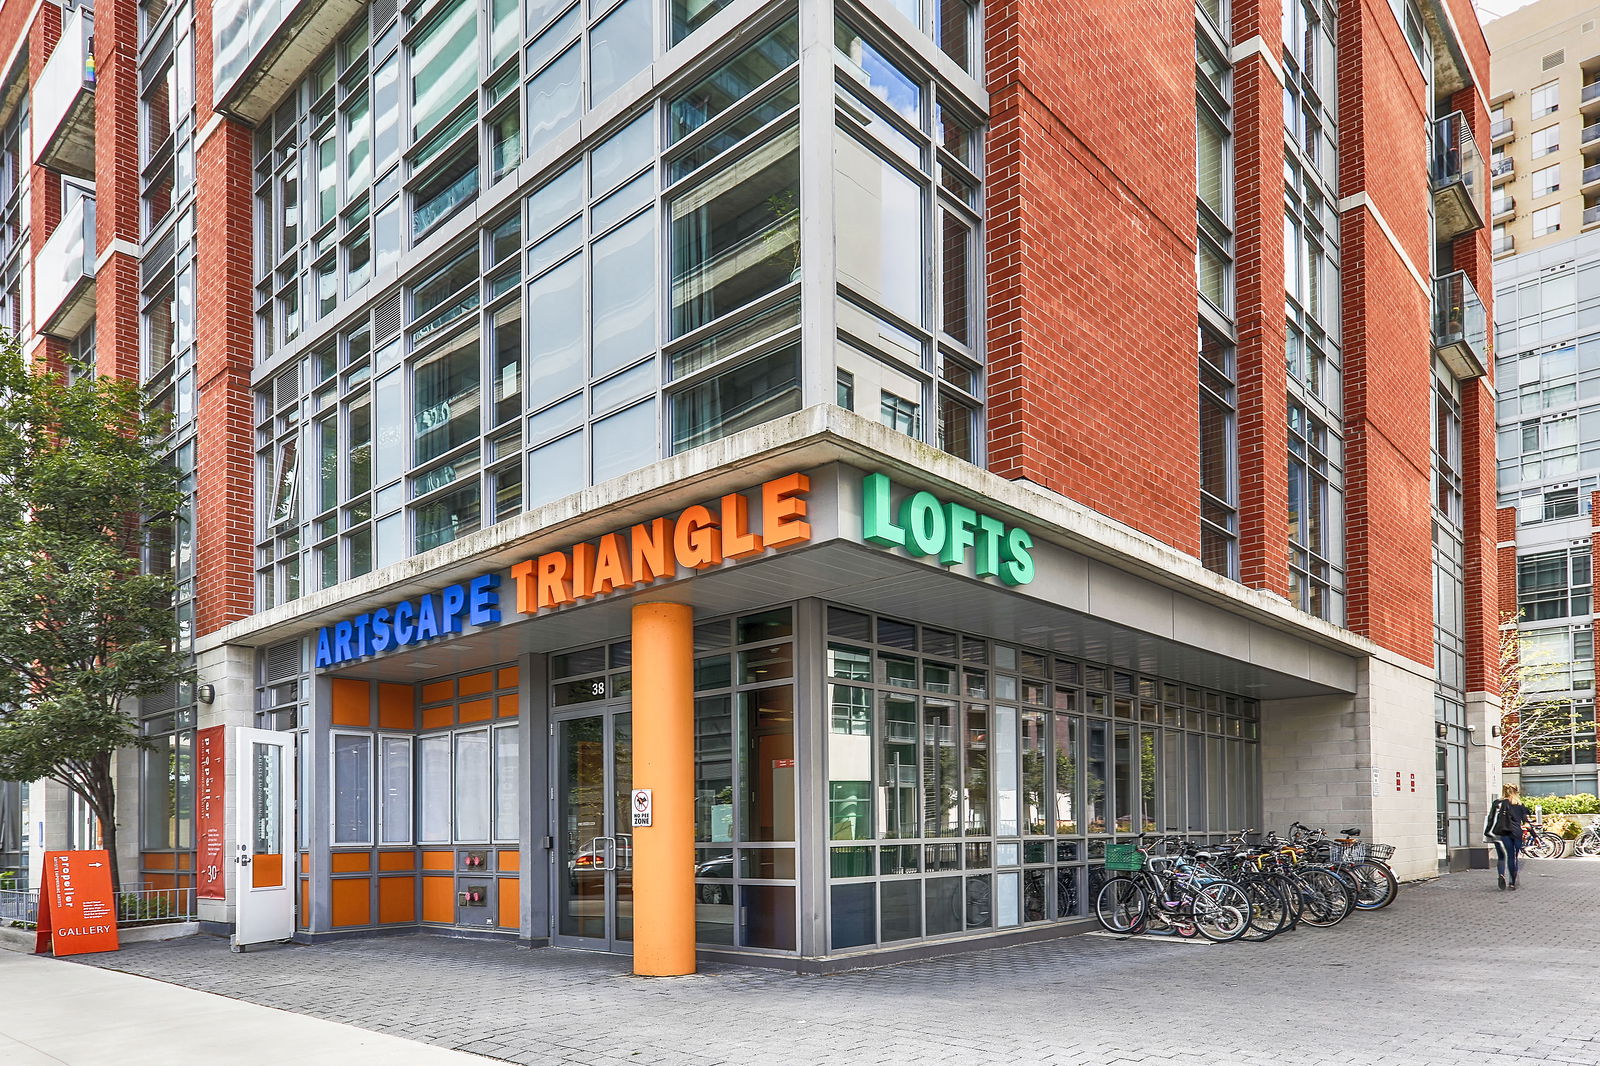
[1491,724,1501,738]
[197,684,215,704]
[1436,721,1449,739]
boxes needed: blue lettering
[315,628,334,668]
[333,621,355,664]
[414,595,440,641]
[440,584,467,633]
[468,574,502,626]
[370,607,393,653]
[353,613,372,658]
[393,601,416,645]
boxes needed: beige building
[1485,0,1600,258]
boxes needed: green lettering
[902,492,947,557]
[862,472,906,547]
[1000,527,1035,586]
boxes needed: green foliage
[1540,814,1584,840]
[1525,793,1600,815]
[0,340,192,891]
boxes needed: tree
[1498,613,1588,770]
[0,341,190,893]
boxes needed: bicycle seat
[1340,828,1361,836]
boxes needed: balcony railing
[35,195,95,339]
[1433,270,1488,380]
[1587,203,1600,228]
[1585,81,1600,106]
[1491,155,1514,183]
[1431,112,1485,240]
[1491,118,1513,141]
[1492,194,1515,218]
[32,9,94,178]
[213,0,368,125]
[1585,121,1600,148]
[1495,233,1516,256]
[1586,163,1600,188]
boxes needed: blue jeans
[1493,834,1522,883]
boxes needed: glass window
[836,22,921,127]
[829,685,873,840]
[413,332,481,464]
[1532,125,1560,158]
[592,399,656,482]
[528,255,585,401]
[592,212,656,377]
[411,0,478,141]
[453,729,491,841]
[527,43,582,146]
[668,20,799,143]
[836,134,925,326]
[418,734,451,842]
[333,733,373,845]
[493,725,519,840]
[1533,163,1561,199]
[1532,80,1559,117]
[380,736,413,844]
[590,0,652,106]
[670,343,800,452]
[740,686,795,841]
[670,127,799,336]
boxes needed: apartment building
[1484,0,1600,259]
[2,0,1494,969]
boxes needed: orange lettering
[720,492,765,559]
[762,472,812,548]
[674,505,723,569]
[631,517,675,584]
[591,533,634,596]
[536,551,574,610]
[511,559,537,614]
[571,543,596,600]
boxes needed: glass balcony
[1585,121,1600,150]
[1431,112,1485,241]
[1494,233,1516,256]
[1583,81,1600,112]
[1492,193,1515,219]
[1433,270,1487,380]
[1490,117,1513,143]
[1585,163,1600,190]
[1586,203,1600,229]
[212,0,368,124]
[31,9,94,178]
[35,194,95,340]
[1491,155,1514,183]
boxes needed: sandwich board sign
[34,850,120,957]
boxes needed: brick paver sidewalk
[76,856,1600,1065]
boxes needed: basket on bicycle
[1333,841,1394,863]
[1363,843,1395,863]
[1103,843,1144,871]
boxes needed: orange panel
[175,852,194,869]
[378,851,417,871]
[300,853,311,873]
[459,698,493,723]
[299,880,309,929]
[145,872,179,889]
[331,877,372,927]
[252,853,284,889]
[459,672,493,696]
[497,667,519,689]
[379,876,417,923]
[422,876,455,923]
[498,877,519,928]
[142,852,177,870]
[497,695,518,719]
[421,705,453,729]
[498,850,520,872]
[421,851,455,871]
[331,852,371,873]
[421,680,455,704]
[378,683,416,730]
[332,678,373,727]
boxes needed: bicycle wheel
[1577,834,1600,858]
[1288,869,1353,927]
[1237,877,1290,941]
[1094,877,1148,934]
[1265,872,1303,927]
[1190,882,1250,943]
[1345,860,1398,910]
[1525,832,1559,859]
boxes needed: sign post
[34,850,119,957]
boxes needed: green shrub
[1525,792,1600,815]
[1541,814,1584,839]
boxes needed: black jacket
[1483,798,1529,839]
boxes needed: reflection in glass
[1086,721,1107,834]
[831,882,875,949]
[557,716,605,938]
[994,705,1018,836]
[589,0,651,106]
[880,693,918,838]
[829,685,873,840]
[739,686,795,841]
[1053,714,1079,835]
[739,884,794,949]
[881,878,921,941]
[835,132,924,326]
[333,733,373,844]
[963,705,989,834]
[695,696,734,842]
[1113,723,1134,834]
[1022,709,1046,834]
[922,701,959,837]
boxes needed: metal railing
[1491,155,1514,180]
[1495,234,1516,255]
[1493,194,1515,217]
[1491,117,1513,139]
[0,883,196,928]
[1433,270,1488,374]
[1587,203,1600,228]
[1585,81,1600,105]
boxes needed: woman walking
[1484,783,1531,891]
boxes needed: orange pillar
[631,601,696,976]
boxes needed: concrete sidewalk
[0,950,491,1066]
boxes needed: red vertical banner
[196,725,227,899]
[35,851,119,956]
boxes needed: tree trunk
[84,753,122,895]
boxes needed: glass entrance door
[552,710,632,950]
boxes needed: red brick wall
[1232,0,1290,597]
[1462,377,1499,695]
[984,0,1199,553]
[193,0,260,637]
[1335,0,1435,665]
[92,0,140,382]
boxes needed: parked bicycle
[1093,834,1252,943]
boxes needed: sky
[1473,0,1542,23]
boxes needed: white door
[233,727,296,951]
